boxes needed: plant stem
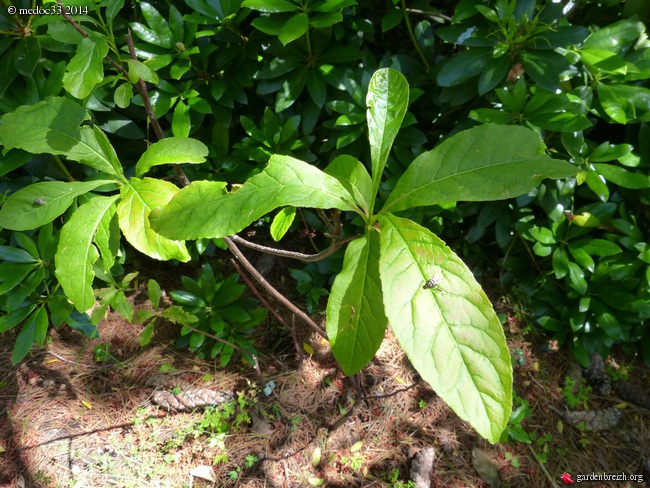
[52,155,75,182]
[401,0,430,69]
[224,236,327,339]
[229,234,358,262]
[230,259,305,370]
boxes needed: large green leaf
[55,195,120,312]
[326,232,387,375]
[241,0,297,12]
[366,68,409,204]
[0,97,124,176]
[324,155,373,215]
[149,155,360,240]
[0,180,116,231]
[63,34,109,99]
[383,124,577,213]
[279,13,309,45]
[117,178,191,262]
[135,137,208,176]
[377,213,512,443]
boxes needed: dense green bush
[1,0,649,441]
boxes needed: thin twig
[224,236,327,339]
[401,0,431,69]
[230,259,305,370]
[125,30,164,142]
[230,234,358,262]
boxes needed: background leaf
[62,35,109,99]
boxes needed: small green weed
[561,376,591,409]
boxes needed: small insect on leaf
[423,275,442,289]
[33,198,46,206]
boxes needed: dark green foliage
[1,0,649,368]
[170,264,267,366]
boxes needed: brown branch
[125,30,164,142]
[224,236,327,339]
[230,234,358,262]
[231,259,305,370]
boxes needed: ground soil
[0,274,648,488]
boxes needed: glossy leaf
[366,68,409,202]
[15,36,41,77]
[117,178,191,262]
[242,0,297,12]
[594,163,650,189]
[149,155,359,240]
[63,35,109,99]
[55,195,120,312]
[0,180,115,231]
[327,232,387,375]
[378,214,512,443]
[140,2,173,48]
[135,137,208,176]
[521,50,569,92]
[383,125,577,213]
[279,13,309,45]
[437,48,493,86]
[0,262,37,295]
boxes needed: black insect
[423,275,442,289]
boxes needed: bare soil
[0,287,648,488]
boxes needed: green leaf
[63,35,109,99]
[582,18,645,54]
[15,36,41,77]
[279,13,309,45]
[161,305,199,324]
[149,155,359,240]
[270,206,296,241]
[55,195,119,312]
[593,163,650,189]
[135,137,208,176]
[0,246,38,263]
[148,279,162,309]
[327,232,387,375]
[478,56,509,95]
[140,321,155,346]
[579,49,628,75]
[130,22,173,49]
[0,304,37,332]
[94,202,119,270]
[437,48,493,87]
[570,239,621,257]
[0,262,36,295]
[324,155,373,215]
[383,125,577,214]
[241,0,297,12]
[117,178,191,262]
[172,101,191,138]
[366,68,409,203]
[114,83,133,109]
[140,2,173,47]
[521,50,569,92]
[0,180,115,231]
[125,59,159,84]
[377,214,512,443]
[0,98,124,176]
[553,247,569,279]
[566,262,587,295]
[11,307,48,365]
[111,290,133,321]
[105,0,125,25]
